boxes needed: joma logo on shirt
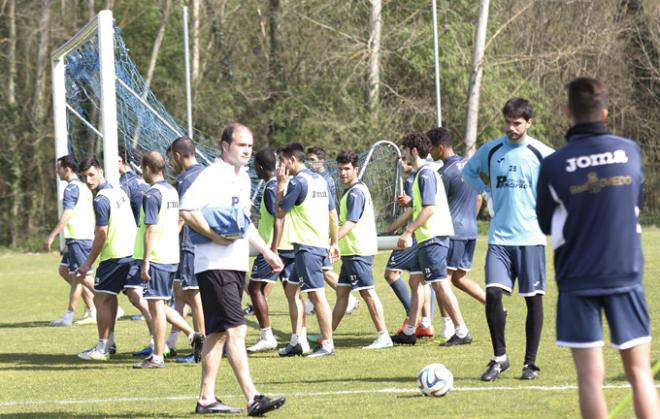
[312,191,327,198]
[565,150,628,172]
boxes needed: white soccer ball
[417,363,453,397]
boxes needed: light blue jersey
[462,135,554,246]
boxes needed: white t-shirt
[180,158,252,273]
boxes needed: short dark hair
[254,148,277,171]
[566,77,609,123]
[169,136,196,158]
[79,155,101,172]
[502,97,533,121]
[400,132,431,158]
[221,123,251,145]
[118,145,141,165]
[279,142,306,162]
[141,150,165,173]
[307,146,327,160]
[57,155,78,172]
[426,127,452,147]
[336,150,359,167]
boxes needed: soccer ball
[417,363,453,397]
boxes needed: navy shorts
[174,251,198,289]
[250,250,297,283]
[446,239,476,272]
[197,270,246,334]
[143,264,177,300]
[322,254,334,271]
[124,260,146,290]
[60,240,93,274]
[385,242,419,272]
[556,286,651,349]
[410,237,449,283]
[94,257,133,295]
[291,245,327,293]
[485,245,546,296]
[338,256,375,290]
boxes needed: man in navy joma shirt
[536,77,659,418]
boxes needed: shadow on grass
[0,353,145,370]
[0,412,186,418]
[262,375,415,385]
[0,321,51,329]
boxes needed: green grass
[1,231,659,418]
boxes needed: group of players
[44,77,658,418]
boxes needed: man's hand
[44,235,55,253]
[212,235,235,246]
[263,249,284,273]
[140,260,151,281]
[329,243,340,263]
[483,191,495,217]
[397,229,413,250]
[77,262,91,278]
[276,162,289,185]
[397,194,411,207]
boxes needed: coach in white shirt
[180,123,286,415]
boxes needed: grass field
[1,231,659,418]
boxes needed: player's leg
[518,245,546,379]
[356,257,392,349]
[323,260,359,315]
[392,270,423,345]
[448,239,485,304]
[197,331,228,404]
[571,347,608,418]
[51,252,77,326]
[451,269,486,303]
[146,299,166,360]
[246,259,278,353]
[302,251,334,357]
[359,289,390,341]
[278,281,306,356]
[307,289,333,344]
[384,268,411,316]
[185,289,204,334]
[606,287,659,418]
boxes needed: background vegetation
[1,0,659,249]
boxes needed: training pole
[431,0,442,127]
[182,5,193,139]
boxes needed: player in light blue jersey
[463,98,554,381]
[45,155,96,326]
[428,127,486,341]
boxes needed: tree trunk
[464,0,490,158]
[32,0,51,124]
[266,0,286,145]
[191,0,201,87]
[7,0,20,247]
[366,0,382,113]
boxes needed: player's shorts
[60,239,93,274]
[94,257,133,295]
[385,242,419,272]
[485,244,546,296]
[197,270,246,334]
[174,251,198,290]
[143,263,177,300]
[446,239,476,272]
[338,255,375,290]
[322,254,334,271]
[124,260,146,290]
[250,250,297,283]
[410,237,449,283]
[556,286,651,349]
[290,245,327,293]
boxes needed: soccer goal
[52,10,405,252]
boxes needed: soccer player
[390,133,471,347]
[132,151,203,369]
[306,146,359,316]
[76,156,136,361]
[275,142,339,358]
[463,97,554,381]
[332,150,392,349]
[180,123,285,415]
[166,136,206,363]
[537,77,660,418]
[246,148,298,353]
[118,146,150,226]
[44,155,96,326]
[428,127,486,340]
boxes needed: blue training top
[463,134,554,245]
[120,170,150,226]
[536,122,644,295]
[176,163,205,253]
[439,154,478,240]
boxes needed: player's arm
[271,217,285,252]
[462,147,489,193]
[275,163,291,219]
[78,194,110,276]
[44,209,73,252]
[328,182,340,262]
[338,187,365,240]
[535,162,554,235]
[247,225,283,272]
[180,210,234,245]
[384,208,412,234]
[140,189,161,281]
